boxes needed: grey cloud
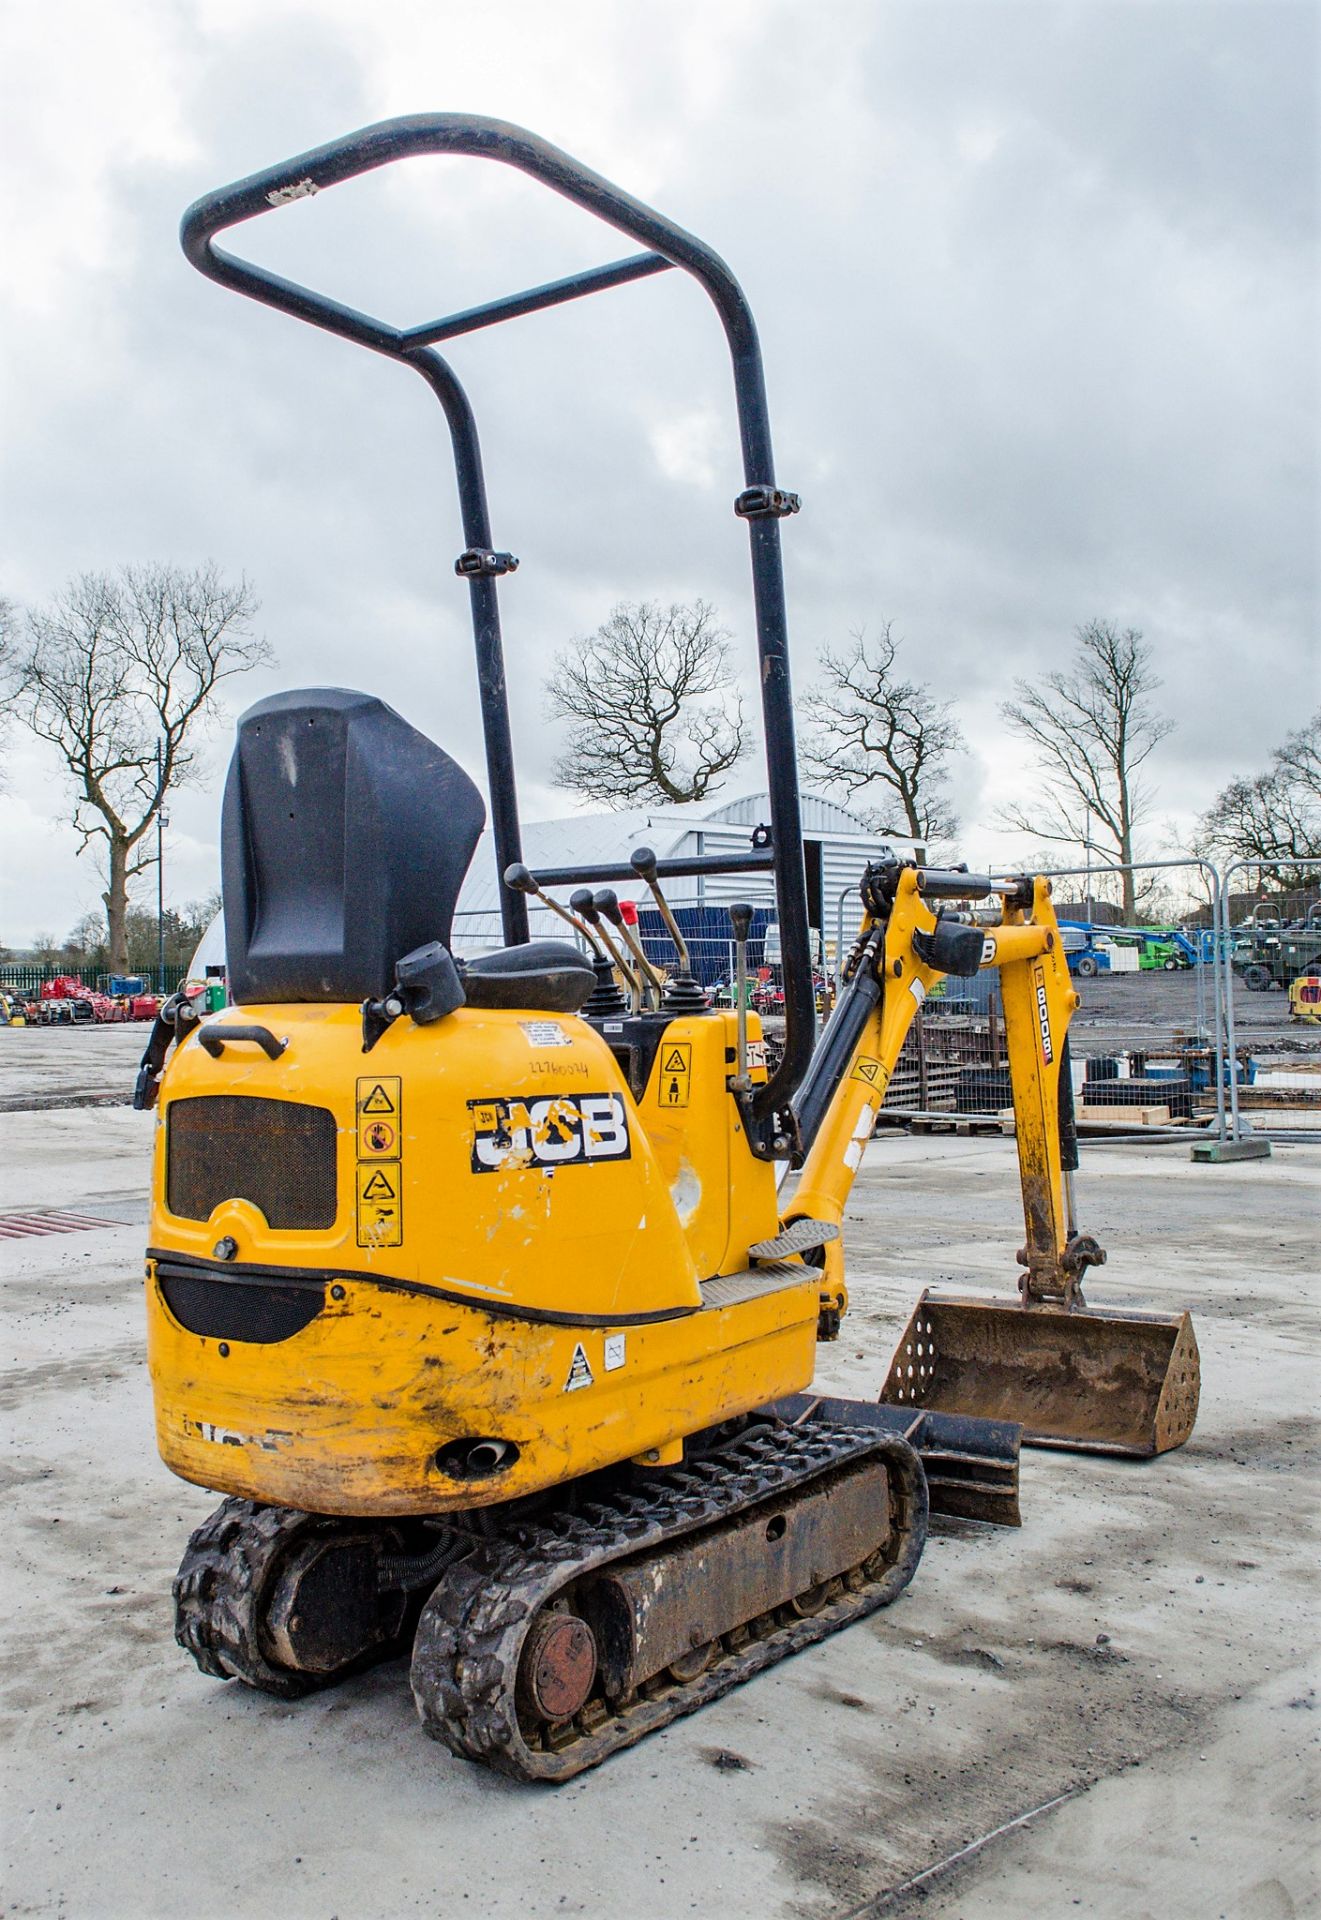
[0,0,1314,942]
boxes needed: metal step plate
[699,1263,818,1310]
[748,1217,840,1262]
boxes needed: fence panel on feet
[1219,858,1321,1144]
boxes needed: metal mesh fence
[849,859,1248,1143]
[356,869,1321,1148]
[1028,859,1228,1141]
[0,962,187,997]
[1220,860,1321,1139]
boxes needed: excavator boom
[788,863,1200,1456]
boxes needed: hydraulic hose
[790,931,884,1156]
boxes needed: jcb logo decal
[469,1093,631,1173]
[1033,964,1053,1064]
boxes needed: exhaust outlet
[435,1436,520,1479]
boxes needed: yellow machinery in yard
[135,115,1198,1782]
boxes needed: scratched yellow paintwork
[148,1261,818,1515]
[635,1010,778,1279]
[990,879,1081,1277]
[145,998,804,1516]
[144,880,1079,1518]
[152,1004,704,1321]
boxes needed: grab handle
[197,1024,288,1060]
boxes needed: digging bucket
[878,1288,1200,1457]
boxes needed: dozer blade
[879,1288,1200,1457]
[763,1392,1022,1527]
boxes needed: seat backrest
[222,687,485,1005]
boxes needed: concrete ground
[1,1025,1317,1920]
[0,1021,154,1110]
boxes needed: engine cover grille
[166,1095,338,1230]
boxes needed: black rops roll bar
[180,114,814,1155]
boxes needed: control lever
[630,845,691,970]
[728,902,753,1090]
[504,863,606,959]
[594,889,664,1009]
[631,846,709,1014]
[571,888,641,1013]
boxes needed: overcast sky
[1,0,1315,944]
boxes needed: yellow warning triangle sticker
[564,1342,594,1392]
[361,1168,396,1200]
[857,1061,879,1082]
[361,1083,396,1115]
[662,1047,688,1072]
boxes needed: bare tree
[60,890,224,976]
[799,624,964,857]
[11,564,270,972]
[1197,710,1320,890]
[546,600,747,806]
[998,619,1173,919]
[0,595,16,786]
[1275,711,1321,806]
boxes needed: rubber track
[173,1497,413,1699]
[174,1497,326,1698]
[410,1421,928,1781]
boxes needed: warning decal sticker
[656,1042,692,1108]
[358,1076,400,1119]
[520,1020,571,1048]
[356,1160,402,1247]
[469,1093,631,1173]
[564,1342,595,1392]
[851,1055,889,1090]
[183,1417,291,1452]
[356,1081,404,1242]
[360,1118,396,1157]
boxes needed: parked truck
[1231,914,1321,991]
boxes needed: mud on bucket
[879,1289,1200,1457]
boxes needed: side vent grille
[166,1096,338,1230]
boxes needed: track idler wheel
[516,1611,599,1727]
[173,1497,419,1698]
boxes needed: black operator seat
[222,687,486,1006]
[222,687,596,1019]
[462,940,595,1015]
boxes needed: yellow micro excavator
[135,116,1199,1782]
